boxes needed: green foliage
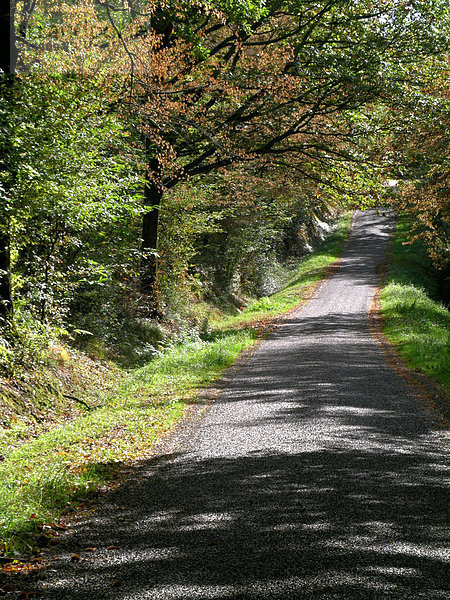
[7,75,144,328]
[3,0,447,370]
[157,183,224,314]
[0,306,58,376]
[0,71,148,375]
[210,213,352,329]
[184,170,336,308]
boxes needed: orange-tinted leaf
[70,554,81,562]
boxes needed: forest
[0,0,448,557]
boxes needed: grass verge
[0,213,351,556]
[380,215,449,394]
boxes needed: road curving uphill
[31,210,449,599]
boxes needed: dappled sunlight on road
[41,439,448,599]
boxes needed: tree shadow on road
[35,436,448,599]
[212,311,435,442]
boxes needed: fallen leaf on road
[70,554,81,562]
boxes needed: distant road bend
[36,210,449,600]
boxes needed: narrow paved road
[35,211,448,599]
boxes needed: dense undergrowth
[0,214,351,556]
[380,216,449,396]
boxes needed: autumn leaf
[70,554,81,562]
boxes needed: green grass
[0,213,351,556]
[380,216,449,393]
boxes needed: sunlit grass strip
[0,214,351,555]
[380,216,449,392]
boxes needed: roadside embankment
[379,215,449,406]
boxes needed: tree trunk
[0,1,17,322]
[140,148,163,299]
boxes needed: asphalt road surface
[33,210,449,599]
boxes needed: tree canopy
[0,0,448,365]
